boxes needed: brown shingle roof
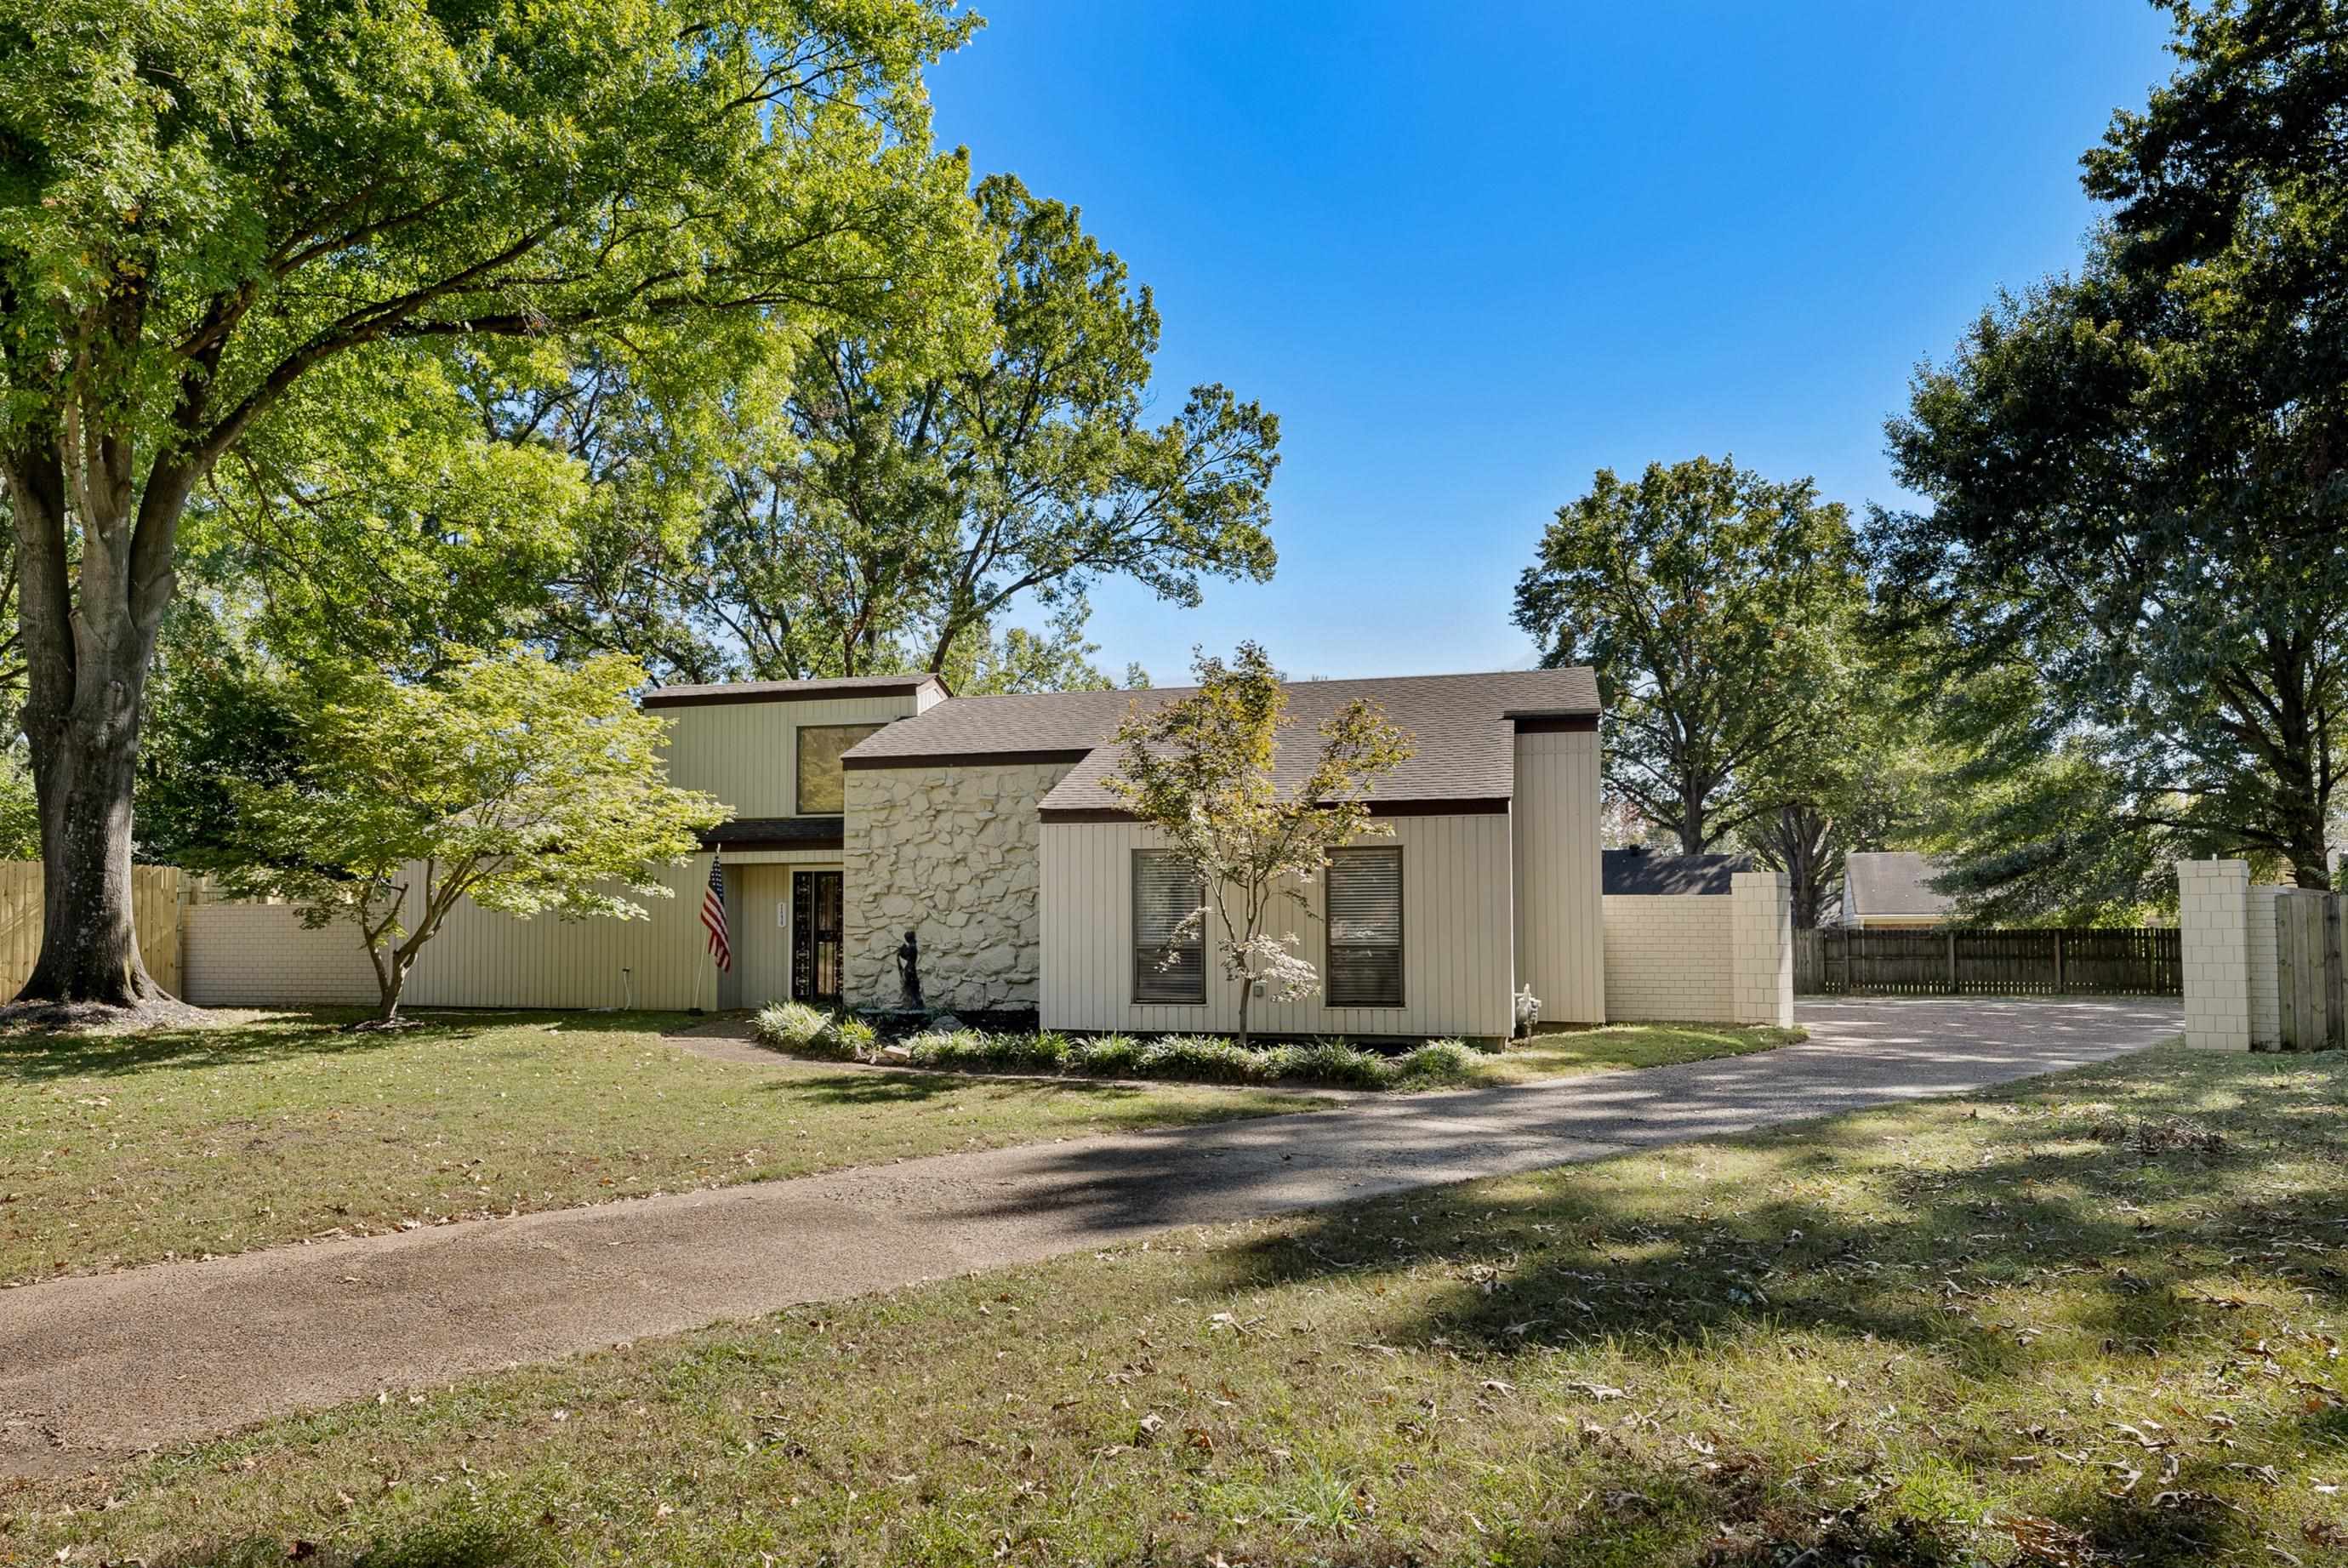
[1844,852,1955,919]
[841,668,1600,811]
[643,673,948,709]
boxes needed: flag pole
[690,852,708,1015]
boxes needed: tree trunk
[6,433,192,1008]
[20,667,162,1004]
[1236,975,1251,1051]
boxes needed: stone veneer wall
[841,761,1076,1012]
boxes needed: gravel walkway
[0,997,2180,1475]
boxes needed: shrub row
[750,1004,1485,1091]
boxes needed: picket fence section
[1795,925,2180,998]
[0,861,187,999]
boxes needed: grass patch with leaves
[0,1009,1326,1284]
[755,1005,1798,1092]
[22,1040,2344,1567]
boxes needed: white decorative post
[2178,858,2251,1050]
[1730,870,1794,1027]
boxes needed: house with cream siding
[180,666,1794,1034]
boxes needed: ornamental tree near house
[1104,642,1411,1049]
[211,651,722,1026]
[0,0,981,1009]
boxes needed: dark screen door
[791,870,844,1005]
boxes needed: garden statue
[895,928,923,1009]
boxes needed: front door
[791,870,844,1006]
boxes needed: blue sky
[926,2,2180,685]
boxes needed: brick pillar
[1730,870,1794,1027]
[2179,858,2250,1050]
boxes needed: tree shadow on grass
[0,1007,698,1082]
[154,1519,553,1568]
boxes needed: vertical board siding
[1040,815,1515,1038]
[1600,894,1735,1023]
[2274,891,2348,1050]
[395,858,717,1011]
[658,693,920,820]
[728,864,795,1006]
[1793,927,2183,997]
[0,862,183,998]
[1511,730,1603,1023]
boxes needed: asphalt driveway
[0,995,2180,1474]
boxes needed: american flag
[700,852,732,972]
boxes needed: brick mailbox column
[2179,858,2251,1050]
[1730,870,1794,1028]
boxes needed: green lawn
[22,1041,2344,1568]
[0,1009,1325,1285]
[1482,1018,1804,1084]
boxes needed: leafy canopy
[213,650,723,1019]
[1877,0,2348,892]
[533,174,1279,686]
[1513,457,1867,854]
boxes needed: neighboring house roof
[698,817,845,852]
[642,673,949,709]
[831,669,1598,814]
[1601,847,1749,895]
[1844,852,1955,921]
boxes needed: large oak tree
[1513,457,1868,855]
[1878,0,2348,892]
[0,0,981,1006]
[533,174,1280,687]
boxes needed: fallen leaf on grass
[2000,1513,2095,1567]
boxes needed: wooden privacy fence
[2275,891,2346,1050]
[0,862,186,998]
[1795,926,2180,998]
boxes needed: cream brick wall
[1600,874,1793,1026]
[842,761,1074,1012]
[2179,858,2252,1049]
[1731,870,1796,1028]
[1602,894,1735,1022]
[183,903,380,1008]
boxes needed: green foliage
[1915,733,2183,926]
[1513,458,1869,853]
[132,627,306,866]
[0,747,37,860]
[1106,642,1412,1046]
[534,174,1279,688]
[1392,1040,1479,1085]
[938,601,1115,696]
[752,1018,1477,1091]
[1879,0,2348,892]
[754,1001,838,1054]
[829,1015,880,1060]
[214,650,722,1019]
[0,0,986,1000]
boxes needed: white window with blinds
[1325,847,1404,1008]
[1131,851,1206,1004]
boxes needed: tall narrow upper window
[1132,851,1206,1004]
[796,723,883,814]
[1325,847,1404,1008]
